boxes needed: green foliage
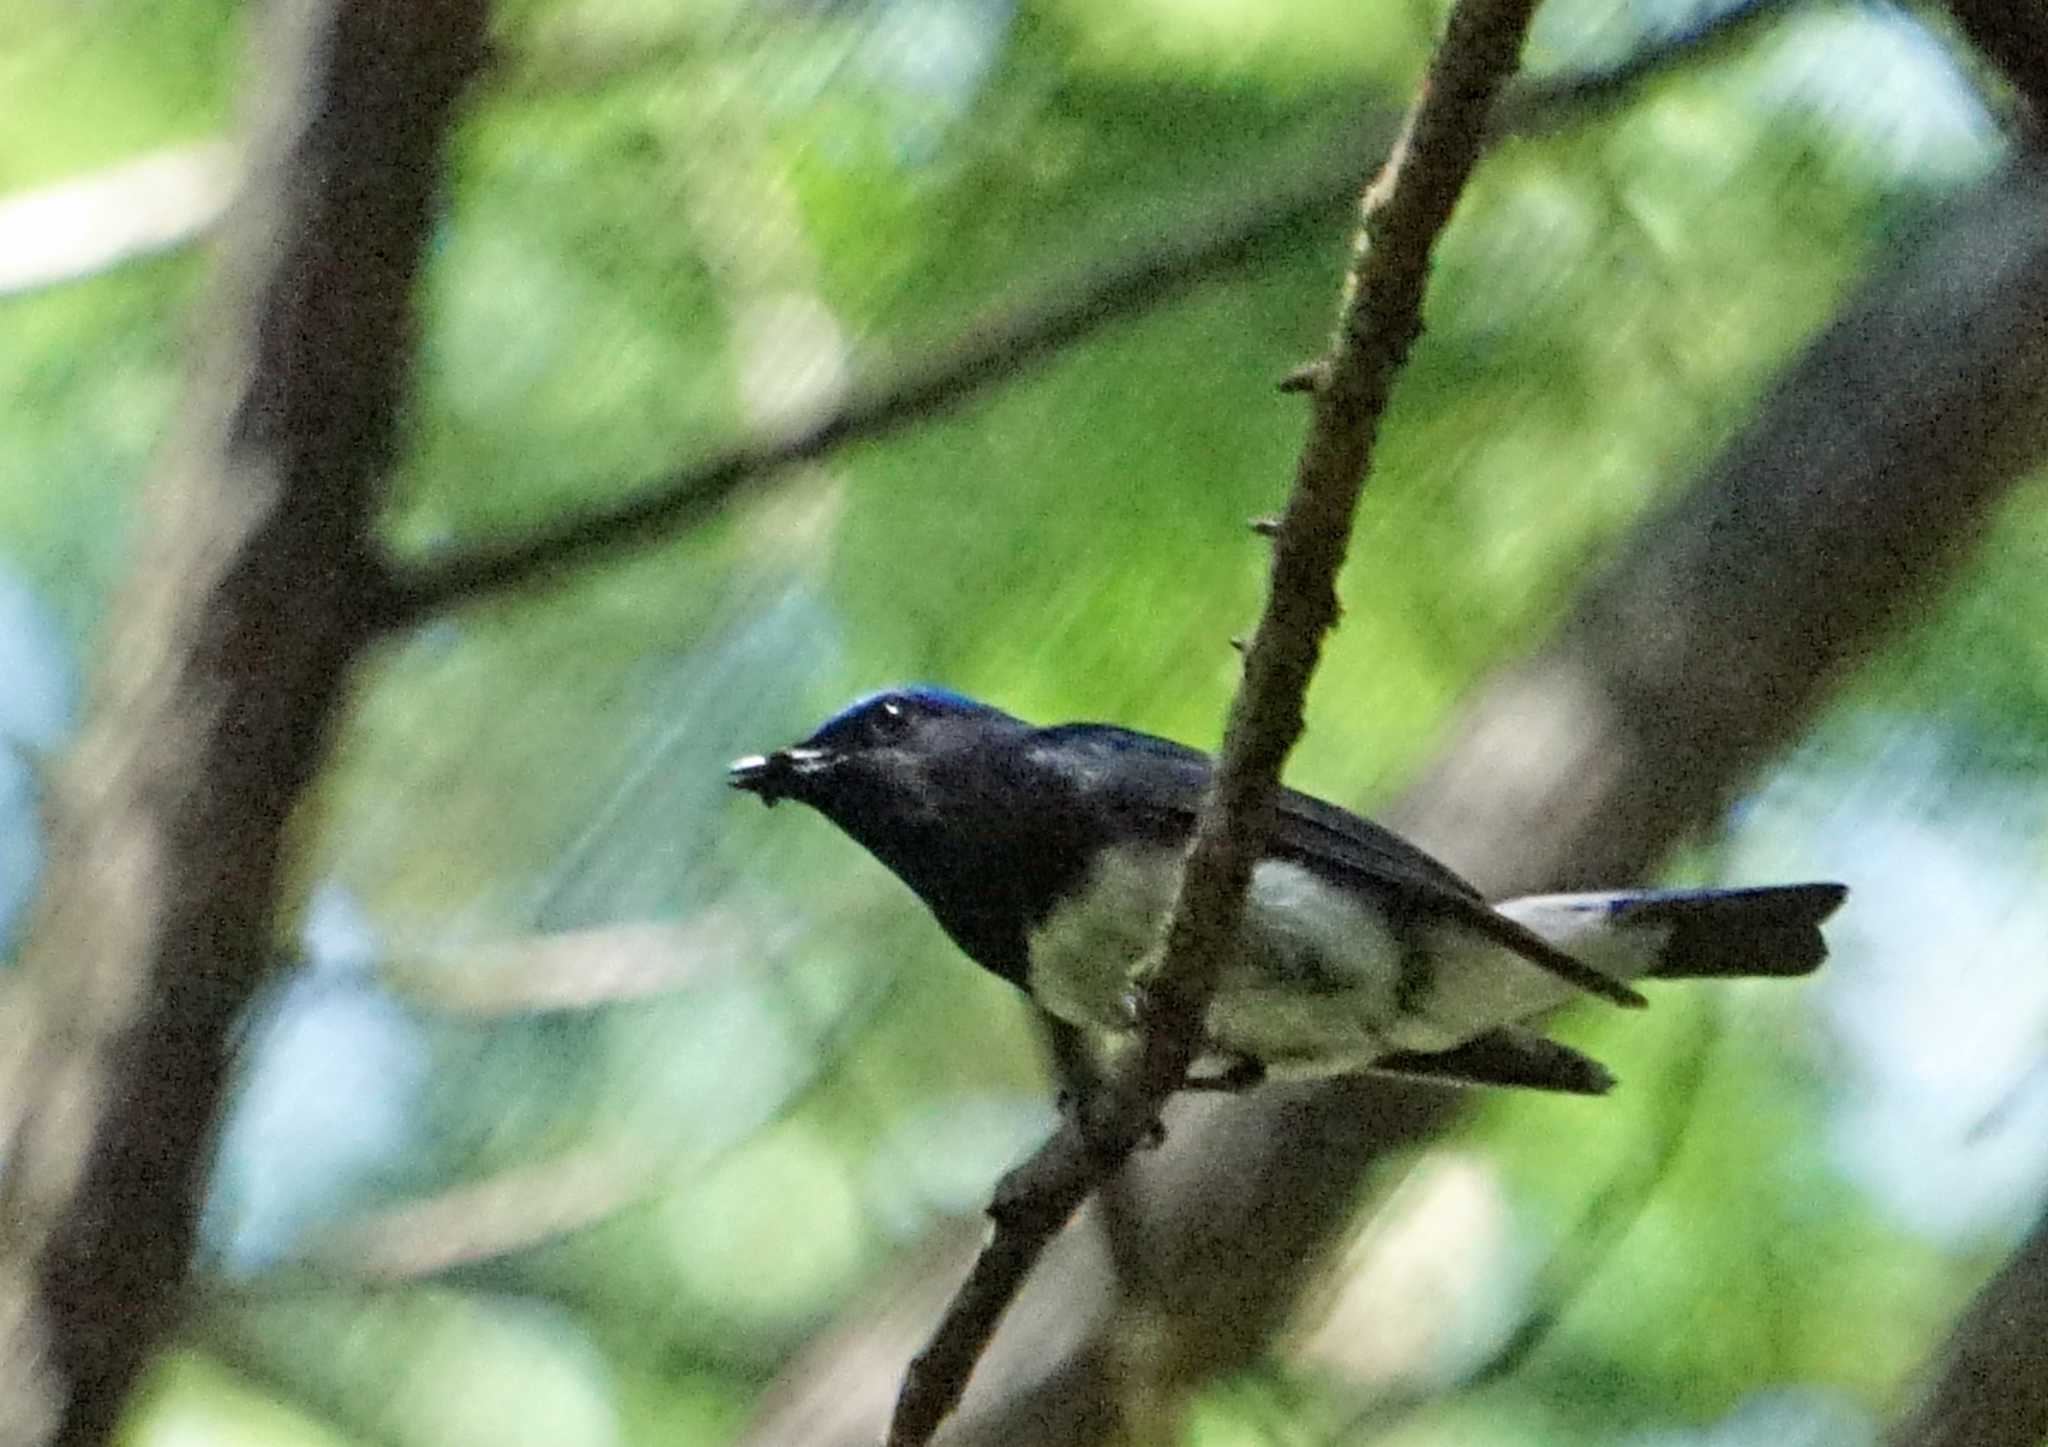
[0,0,2033,1443]
[0,0,236,188]
[120,1354,359,1447]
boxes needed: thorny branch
[881,3,1546,1442]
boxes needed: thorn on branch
[1278,360,1329,394]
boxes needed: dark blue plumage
[729,689,1847,1094]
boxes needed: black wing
[1033,723,1646,1010]
[1373,1027,1616,1095]
[1034,724,1483,897]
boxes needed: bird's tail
[1495,883,1847,985]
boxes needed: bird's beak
[727,746,828,806]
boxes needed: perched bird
[729,688,1846,1095]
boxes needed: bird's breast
[1024,843,1179,1032]
[1023,847,1414,1067]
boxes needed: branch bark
[740,155,2048,1446]
[0,2,486,1441]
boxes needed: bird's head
[734,689,1078,983]
[728,687,1025,846]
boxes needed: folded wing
[1037,723,1646,1009]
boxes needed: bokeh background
[4,0,2045,1443]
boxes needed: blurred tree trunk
[742,155,2048,1446]
[1885,1201,2048,1447]
[0,2,485,1442]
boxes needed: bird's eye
[874,699,910,737]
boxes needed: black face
[728,687,1087,987]
[727,687,1010,817]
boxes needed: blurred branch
[742,155,2048,1446]
[1506,0,1801,133]
[376,910,793,1016]
[880,5,1543,1444]
[1400,164,2048,893]
[1,0,1792,310]
[368,132,1367,630]
[0,143,238,297]
[371,2,1801,631]
[0,2,486,1442]
[281,936,892,1287]
[1944,0,2048,131]
[1883,1203,2048,1447]
[304,1141,659,1284]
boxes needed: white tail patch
[1493,892,1675,984]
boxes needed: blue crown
[813,685,988,736]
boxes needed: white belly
[1025,847,1440,1077]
